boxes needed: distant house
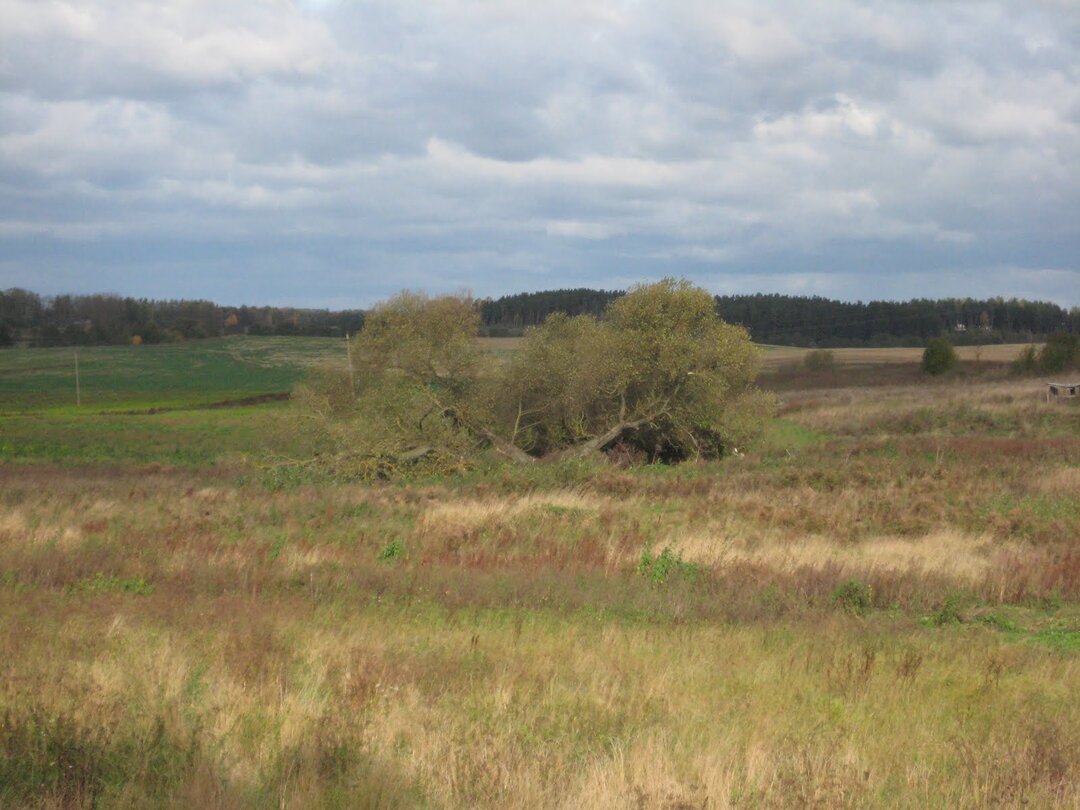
[1046,382,1080,402]
[954,323,967,332]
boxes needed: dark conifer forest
[2,286,1076,348]
[478,289,1077,346]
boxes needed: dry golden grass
[672,528,1008,584]
[2,584,1076,809]
[1,364,1077,808]
[778,376,1068,436]
[480,339,1038,369]
[1036,465,1080,496]
[760,343,1036,368]
[419,491,606,531]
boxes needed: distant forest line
[0,289,365,348]
[478,289,1079,347]
[2,286,1077,349]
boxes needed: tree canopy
[0,288,365,346]
[478,288,1078,346]
[5,285,1075,349]
[295,279,774,477]
[922,337,958,375]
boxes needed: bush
[1014,334,1080,376]
[1014,345,1039,374]
[831,579,873,615]
[1038,333,1080,374]
[922,337,958,375]
[637,545,700,585]
[803,349,836,371]
[930,591,966,626]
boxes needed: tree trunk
[546,417,652,462]
[479,415,658,465]
[478,427,537,465]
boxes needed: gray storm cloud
[1,0,1077,306]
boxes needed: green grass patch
[0,336,340,413]
[0,405,288,465]
[637,545,700,586]
[67,573,154,596]
[986,494,1080,523]
[1030,627,1080,652]
[760,417,828,452]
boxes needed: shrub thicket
[292,279,774,478]
[1037,333,1080,374]
[1013,333,1080,376]
[1014,345,1039,374]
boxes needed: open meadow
[758,344,1039,369]
[1,338,1078,808]
[477,340,1042,370]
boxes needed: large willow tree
[294,279,773,476]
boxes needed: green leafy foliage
[1014,345,1040,374]
[922,337,958,375]
[293,279,775,478]
[831,580,873,615]
[637,545,701,585]
[377,539,405,563]
[1014,334,1080,375]
[67,573,154,596]
[1037,333,1080,374]
[930,592,966,626]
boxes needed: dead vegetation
[0,360,1077,808]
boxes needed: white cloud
[675,2,807,65]
[754,94,884,141]
[0,0,1077,306]
[545,220,624,240]
[0,0,340,93]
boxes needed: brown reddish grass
[0,362,1076,807]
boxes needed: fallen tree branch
[546,415,656,462]
[477,426,538,465]
[397,445,434,462]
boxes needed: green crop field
[1,339,1078,808]
[0,337,347,465]
[0,336,345,413]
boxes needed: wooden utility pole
[74,350,81,406]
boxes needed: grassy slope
[0,341,1077,808]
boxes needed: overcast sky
[1,0,1078,307]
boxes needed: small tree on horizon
[922,336,958,375]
